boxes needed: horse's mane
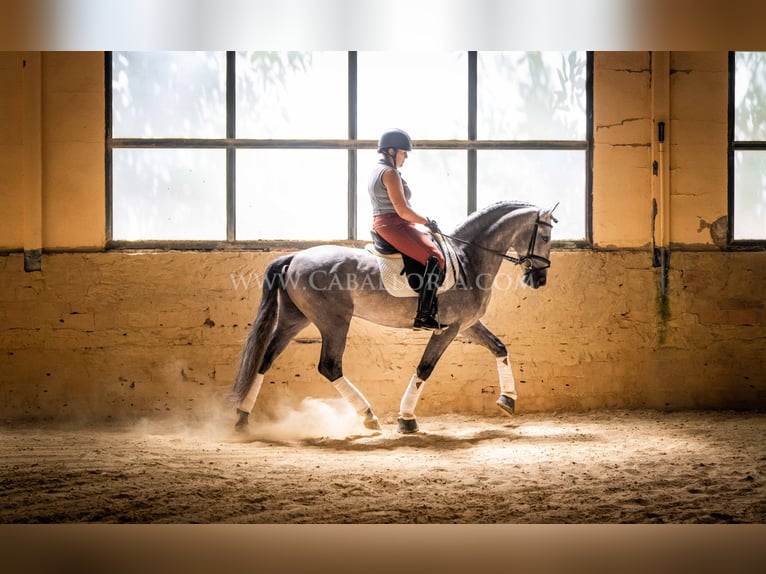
[451,200,536,238]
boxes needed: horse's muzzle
[523,270,547,289]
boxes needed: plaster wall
[0,52,104,252]
[0,53,24,249]
[0,52,764,422]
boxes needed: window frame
[728,51,766,248]
[105,51,593,250]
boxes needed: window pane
[112,52,226,138]
[236,52,347,139]
[112,149,226,240]
[237,150,347,240]
[477,150,585,241]
[356,150,467,239]
[357,52,467,140]
[478,52,587,140]
[734,150,766,240]
[735,52,766,141]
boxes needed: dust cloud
[245,397,366,441]
[128,395,366,444]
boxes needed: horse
[230,201,557,434]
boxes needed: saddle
[365,230,459,298]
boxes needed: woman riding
[368,128,446,331]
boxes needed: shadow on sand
[231,422,598,451]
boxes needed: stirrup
[413,313,446,332]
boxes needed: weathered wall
[0,53,24,249]
[592,52,728,248]
[42,52,105,249]
[669,52,729,246]
[0,52,104,252]
[593,51,653,247]
[0,51,764,423]
[1,249,764,422]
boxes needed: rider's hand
[426,218,440,234]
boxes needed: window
[731,51,766,242]
[107,51,592,246]
[356,52,470,234]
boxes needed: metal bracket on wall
[24,249,42,272]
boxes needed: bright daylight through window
[108,51,591,244]
[733,52,766,241]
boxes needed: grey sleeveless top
[367,160,412,216]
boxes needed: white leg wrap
[399,374,425,419]
[238,373,264,414]
[497,356,517,400]
[331,376,371,414]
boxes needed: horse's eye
[541,235,550,243]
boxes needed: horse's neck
[456,206,536,276]
[457,205,535,250]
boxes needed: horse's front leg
[398,324,460,434]
[461,321,517,416]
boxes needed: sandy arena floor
[2,402,765,525]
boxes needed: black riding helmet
[378,128,413,156]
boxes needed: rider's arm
[381,168,429,225]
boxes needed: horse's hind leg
[462,321,517,416]
[397,325,460,434]
[236,301,309,429]
[317,322,381,431]
[260,308,310,374]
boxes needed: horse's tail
[230,254,294,403]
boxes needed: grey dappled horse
[231,201,557,434]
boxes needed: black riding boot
[413,257,447,332]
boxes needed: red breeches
[372,213,445,269]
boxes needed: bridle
[438,212,556,271]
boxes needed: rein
[437,216,554,269]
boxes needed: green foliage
[734,53,766,239]
[517,51,586,139]
[735,52,766,141]
[239,51,312,94]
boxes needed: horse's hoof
[362,408,381,430]
[364,415,382,431]
[234,409,250,432]
[496,395,515,416]
[397,417,419,434]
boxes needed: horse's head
[519,204,558,289]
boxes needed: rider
[368,128,447,332]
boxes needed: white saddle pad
[364,234,459,298]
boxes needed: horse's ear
[548,202,560,224]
